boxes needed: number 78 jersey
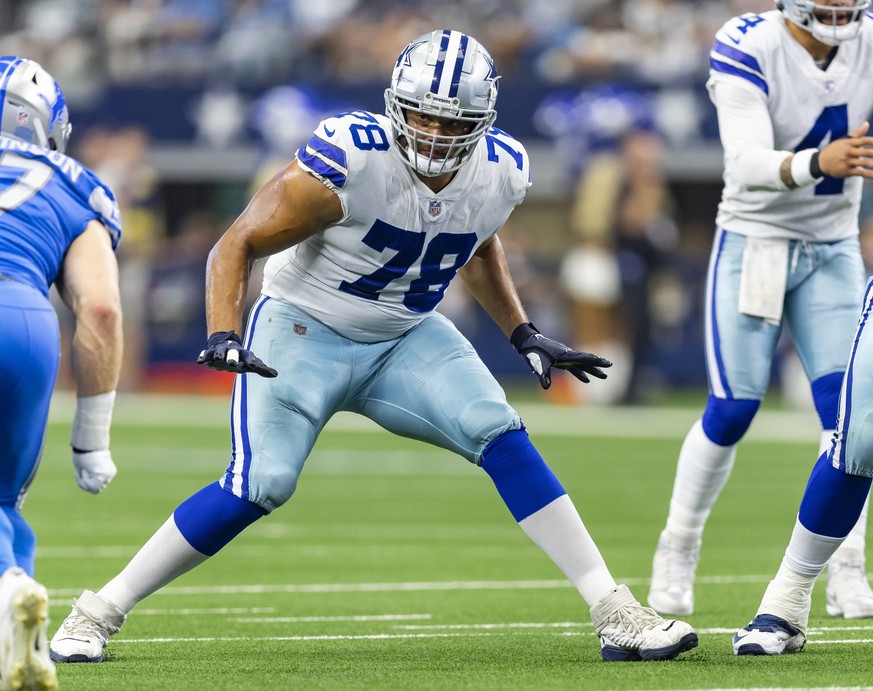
[262,110,531,342]
[709,9,873,241]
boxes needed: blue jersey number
[338,219,477,313]
[334,111,390,152]
[795,104,848,196]
[725,13,766,44]
[486,127,524,170]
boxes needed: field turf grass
[27,393,873,690]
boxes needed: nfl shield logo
[423,198,447,223]
[16,110,28,124]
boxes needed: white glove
[72,449,117,494]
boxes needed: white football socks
[518,494,617,606]
[98,516,209,614]
[664,419,737,547]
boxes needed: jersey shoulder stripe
[712,39,764,76]
[710,57,768,94]
[297,133,349,189]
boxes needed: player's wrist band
[790,148,822,187]
[510,322,539,350]
[71,390,116,452]
[809,150,823,179]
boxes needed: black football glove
[510,322,611,390]
[197,330,278,378]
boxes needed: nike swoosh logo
[662,621,676,631]
[324,125,335,137]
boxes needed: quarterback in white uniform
[50,30,698,663]
[647,0,873,635]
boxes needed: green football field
[26,393,873,690]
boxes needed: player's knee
[701,395,759,446]
[458,400,519,460]
[255,465,302,512]
[811,371,844,430]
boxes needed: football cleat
[591,584,698,661]
[49,590,125,663]
[826,550,873,619]
[0,567,58,690]
[647,530,700,616]
[733,613,806,655]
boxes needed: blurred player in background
[0,56,123,689]
[648,0,873,624]
[50,30,698,664]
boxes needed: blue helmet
[0,56,71,153]
[777,0,870,45]
[384,30,499,177]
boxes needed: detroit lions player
[50,30,698,663]
[648,0,873,621]
[0,56,123,689]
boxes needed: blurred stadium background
[3,0,871,407]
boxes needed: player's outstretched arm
[56,220,123,493]
[198,161,343,377]
[458,236,611,389]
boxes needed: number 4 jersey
[709,9,873,241]
[0,135,121,295]
[261,111,531,342]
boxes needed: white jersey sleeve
[261,111,530,342]
[707,10,873,241]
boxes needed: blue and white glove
[197,330,278,378]
[511,322,612,389]
[71,392,117,494]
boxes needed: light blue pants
[705,230,865,400]
[220,297,522,512]
[831,277,873,477]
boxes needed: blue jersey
[0,135,121,295]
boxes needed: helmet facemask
[778,0,870,45]
[385,30,498,177]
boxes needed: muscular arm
[205,160,344,335]
[457,235,528,337]
[56,220,122,396]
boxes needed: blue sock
[798,452,872,537]
[173,482,267,556]
[810,371,843,430]
[0,507,16,574]
[481,429,566,522]
[6,508,35,576]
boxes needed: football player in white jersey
[648,0,873,627]
[50,30,698,663]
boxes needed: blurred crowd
[10,0,853,406]
[1,0,772,103]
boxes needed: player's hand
[511,322,611,390]
[197,330,278,378]
[819,121,873,179]
[72,448,117,494]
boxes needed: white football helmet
[385,30,498,177]
[0,56,71,153]
[777,0,870,45]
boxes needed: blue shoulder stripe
[297,147,347,188]
[711,39,763,75]
[305,134,347,169]
[710,58,769,95]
